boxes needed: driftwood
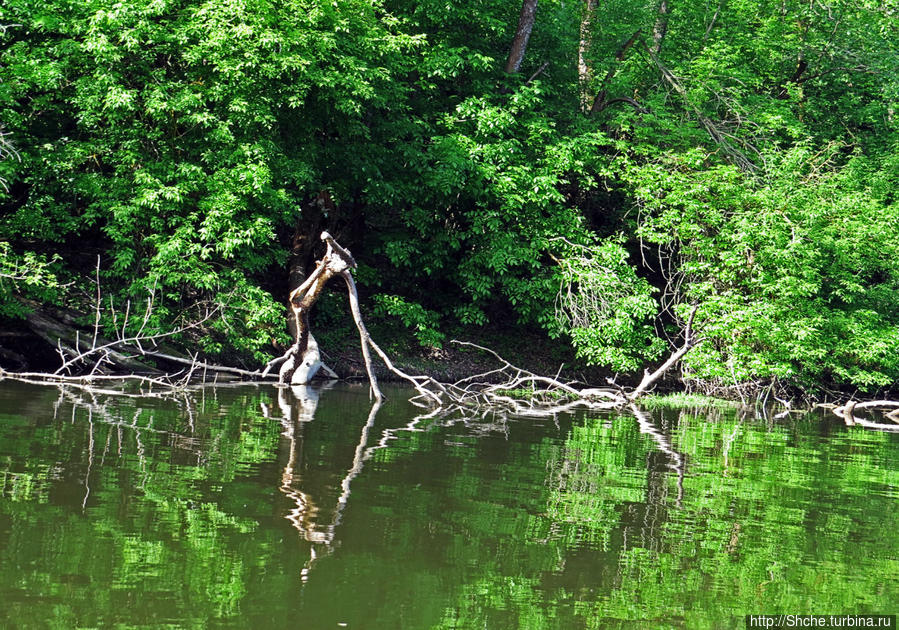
[831,400,899,432]
[37,223,699,409]
[398,324,701,414]
[11,259,258,383]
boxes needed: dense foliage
[1,0,897,390]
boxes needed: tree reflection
[629,404,685,508]
[268,383,382,581]
[2,381,897,629]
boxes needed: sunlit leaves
[556,239,665,372]
[625,147,899,389]
[0,0,416,360]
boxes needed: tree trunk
[505,0,538,74]
[287,192,330,340]
[578,0,597,110]
[650,0,670,56]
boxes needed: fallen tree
[4,231,898,432]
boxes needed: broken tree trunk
[278,232,355,387]
[274,232,446,403]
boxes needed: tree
[505,0,539,73]
[0,0,896,395]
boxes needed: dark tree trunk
[287,191,331,340]
[505,0,538,74]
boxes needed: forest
[1,0,898,398]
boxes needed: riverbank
[2,312,896,405]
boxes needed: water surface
[0,381,896,629]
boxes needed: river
[0,380,896,629]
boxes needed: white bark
[289,333,323,385]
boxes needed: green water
[0,381,896,629]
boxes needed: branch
[50,305,218,375]
[341,270,383,402]
[592,96,650,114]
[628,305,701,401]
[139,350,275,379]
[525,61,550,86]
[832,399,899,432]
[589,29,642,115]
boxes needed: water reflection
[0,380,896,629]
[267,384,382,581]
[252,383,692,589]
[629,404,685,507]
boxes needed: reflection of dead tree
[629,404,685,507]
[831,400,899,432]
[273,386,381,582]
[45,385,200,498]
[277,386,323,568]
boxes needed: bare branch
[341,270,383,402]
[628,305,701,401]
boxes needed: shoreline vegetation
[1,233,896,432]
